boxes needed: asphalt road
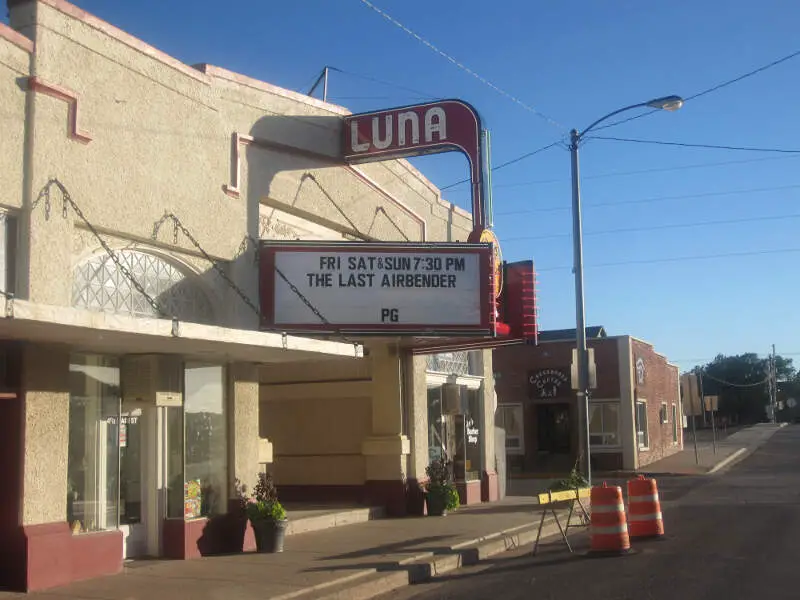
[380,425,800,600]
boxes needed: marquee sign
[260,241,494,335]
[343,100,486,228]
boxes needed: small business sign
[343,100,485,228]
[529,368,570,399]
[260,241,493,335]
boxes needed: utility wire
[594,48,800,132]
[439,141,563,191]
[358,0,565,131]
[673,352,800,364]
[535,246,800,273]
[496,182,800,216]
[590,136,800,154]
[327,66,438,100]
[502,212,800,243]
[700,371,770,388]
[440,47,800,186]
[481,154,800,192]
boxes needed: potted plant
[425,455,460,517]
[238,472,288,553]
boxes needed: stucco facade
[0,0,498,592]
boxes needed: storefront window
[427,387,444,463]
[497,404,524,454]
[184,363,226,518]
[166,405,185,519]
[589,402,620,447]
[462,388,482,481]
[68,355,121,533]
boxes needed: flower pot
[251,518,288,553]
[426,492,448,517]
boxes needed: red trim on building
[0,22,34,53]
[27,76,92,143]
[22,522,122,591]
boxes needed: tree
[690,353,795,424]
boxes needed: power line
[594,48,800,132]
[358,0,565,131]
[686,49,800,103]
[440,141,563,191]
[673,352,800,364]
[496,182,800,216]
[590,136,800,154]
[535,246,800,273]
[701,371,770,388]
[327,66,438,100]
[438,47,800,186]
[481,154,800,192]
[502,212,800,243]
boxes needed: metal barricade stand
[531,487,591,555]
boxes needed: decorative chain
[40,179,167,317]
[36,180,361,356]
[152,212,261,318]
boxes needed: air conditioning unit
[121,355,183,407]
[442,383,462,415]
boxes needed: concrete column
[227,362,260,499]
[405,354,430,514]
[362,344,410,515]
[478,350,499,502]
[20,344,69,526]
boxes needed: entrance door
[119,402,179,559]
[119,405,146,558]
[536,403,571,453]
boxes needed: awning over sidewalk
[0,298,362,362]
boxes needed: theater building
[494,327,683,475]
[0,0,502,591]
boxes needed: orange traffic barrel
[627,475,665,539]
[589,482,631,555]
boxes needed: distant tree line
[690,353,797,424]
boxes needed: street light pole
[569,95,684,484]
[569,128,592,484]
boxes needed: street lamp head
[646,95,684,112]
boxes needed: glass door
[119,404,146,558]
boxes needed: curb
[282,514,572,600]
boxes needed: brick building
[494,327,683,474]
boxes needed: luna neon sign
[343,100,486,228]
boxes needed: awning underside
[0,299,362,363]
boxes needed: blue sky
[10,1,799,370]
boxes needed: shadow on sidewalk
[317,535,455,562]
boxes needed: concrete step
[286,516,574,600]
[286,506,386,537]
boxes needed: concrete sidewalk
[6,497,579,600]
[636,422,788,476]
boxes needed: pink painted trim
[346,165,426,241]
[37,0,208,84]
[223,132,427,241]
[198,64,350,115]
[0,22,34,53]
[223,132,342,198]
[28,76,91,143]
